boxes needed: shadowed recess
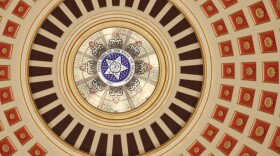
[64,0,83,18]
[139,129,155,152]
[96,133,108,156]
[127,133,139,155]
[34,93,58,109]
[161,113,182,135]
[51,6,72,27]
[175,91,198,108]
[52,115,73,136]
[82,0,94,12]
[42,104,65,124]
[151,122,169,145]
[80,130,95,153]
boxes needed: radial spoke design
[97,86,109,109]
[134,75,157,86]
[75,75,97,86]
[123,30,133,48]
[124,86,135,109]
[77,51,96,60]
[135,51,155,60]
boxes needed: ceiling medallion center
[73,28,160,113]
[97,49,135,87]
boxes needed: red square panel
[0,87,13,104]
[217,134,238,155]
[249,1,270,25]
[238,87,255,107]
[4,107,21,126]
[219,85,234,101]
[270,0,280,18]
[219,41,234,57]
[0,42,12,59]
[248,119,270,144]
[259,91,277,114]
[241,62,256,81]
[12,1,31,19]
[259,31,277,53]
[263,62,279,83]
[2,20,19,38]
[201,0,219,18]
[212,19,228,36]
[229,111,249,133]
[212,104,229,123]
[14,126,32,145]
[28,143,47,156]
[0,137,17,156]
[201,124,219,142]
[0,0,11,9]
[269,127,280,154]
[0,65,10,81]
[187,141,206,156]
[237,145,257,156]
[238,36,255,55]
[222,63,235,78]
[220,0,238,8]
[229,10,249,31]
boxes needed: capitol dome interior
[0,0,280,155]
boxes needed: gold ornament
[1,144,9,153]
[0,70,5,76]
[9,113,15,120]
[243,41,251,50]
[255,126,265,137]
[218,111,224,117]
[193,147,200,153]
[267,67,277,78]
[236,16,244,25]
[264,37,273,48]
[20,133,26,139]
[34,150,41,156]
[207,5,213,11]
[18,6,24,13]
[276,0,280,11]
[224,46,230,52]
[1,48,7,54]
[236,118,244,126]
[243,93,251,102]
[207,130,214,136]
[226,67,232,74]
[264,97,274,108]
[7,26,14,33]
[255,7,265,19]
[217,25,224,31]
[2,92,8,98]
[276,135,280,147]
[224,141,232,149]
[224,90,230,96]
[242,153,251,156]
[246,67,254,76]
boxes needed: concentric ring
[19,0,209,155]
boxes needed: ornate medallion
[73,28,159,113]
[97,49,135,86]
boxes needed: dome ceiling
[0,0,279,156]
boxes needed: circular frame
[17,0,212,155]
[62,17,172,123]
